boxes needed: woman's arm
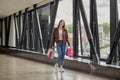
[66,29,71,46]
[52,28,55,47]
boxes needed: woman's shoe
[55,63,59,70]
[60,65,64,72]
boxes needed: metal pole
[5,17,7,47]
[48,0,59,48]
[0,19,2,46]
[94,0,100,58]
[78,0,99,64]
[18,11,22,45]
[116,0,120,63]
[14,14,20,48]
[90,0,94,60]
[73,0,79,57]
[26,11,30,50]
[29,11,33,50]
[0,19,3,46]
[34,4,45,54]
[106,21,120,64]
[107,0,119,64]
[90,0,100,58]
[77,5,83,55]
[20,8,28,49]
[31,12,35,50]
[6,15,11,48]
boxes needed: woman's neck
[58,27,62,30]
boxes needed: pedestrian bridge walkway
[0,54,114,80]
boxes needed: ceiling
[0,0,52,18]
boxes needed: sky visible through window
[55,0,120,25]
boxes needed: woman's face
[59,20,65,29]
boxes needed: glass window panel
[78,0,90,57]
[55,0,73,55]
[97,0,110,59]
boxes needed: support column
[77,3,83,56]
[32,10,39,51]
[107,0,118,64]
[73,0,79,57]
[29,11,34,50]
[0,19,3,46]
[18,11,22,45]
[106,21,120,64]
[0,19,2,46]
[48,0,59,48]
[14,14,20,48]
[26,11,30,50]
[90,0,100,59]
[78,0,99,64]
[5,17,7,47]
[31,11,36,50]
[33,4,45,54]
[20,8,28,49]
[6,16,12,48]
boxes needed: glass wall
[97,0,110,59]
[74,0,111,59]
[14,0,116,60]
[15,3,51,53]
[78,0,90,57]
[4,0,119,62]
[54,0,110,59]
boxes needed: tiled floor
[0,54,114,80]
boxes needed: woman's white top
[59,30,63,40]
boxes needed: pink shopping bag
[47,48,54,58]
[66,47,74,57]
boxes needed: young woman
[52,20,71,72]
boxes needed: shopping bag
[66,47,74,57]
[47,48,54,59]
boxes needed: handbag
[47,48,54,59]
[66,47,74,57]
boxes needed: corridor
[0,54,114,80]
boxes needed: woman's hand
[69,42,72,47]
[52,46,55,49]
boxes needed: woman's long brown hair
[57,20,65,29]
